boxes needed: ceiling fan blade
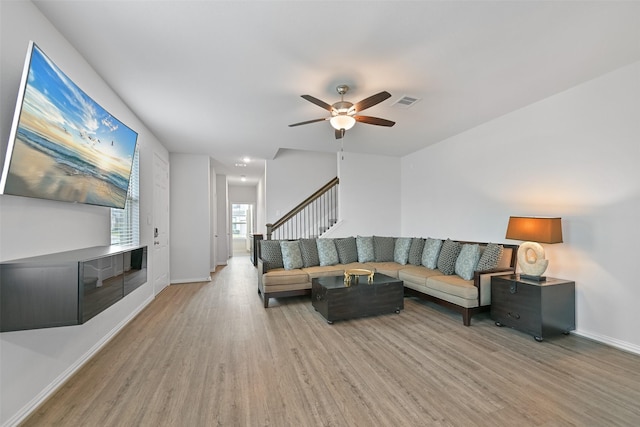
[355,116,395,127]
[335,129,345,139]
[288,118,329,127]
[301,95,334,112]
[353,91,391,112]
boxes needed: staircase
[266,177,338,240]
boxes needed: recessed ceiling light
[242,157,251,163]
[235,163,247,167]
[241,175,247,182]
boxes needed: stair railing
[266,177,339,240]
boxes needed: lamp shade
[505,216,563,244]
[330,115,356,130]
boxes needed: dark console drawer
[491,279,541,335]
[491,274,575,341]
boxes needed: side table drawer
[491,277,541,335]
[491,274,575,341]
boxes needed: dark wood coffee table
[312,273,404,324]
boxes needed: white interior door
[153,152,170,295]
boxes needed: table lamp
[505,216,563,282]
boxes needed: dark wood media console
[0,245,147,332]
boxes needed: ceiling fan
[289,85,395,139]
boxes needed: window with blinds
[111,147,140,246]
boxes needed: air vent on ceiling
[392,95,421,108]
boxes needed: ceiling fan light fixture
[330,115,356,130]
[290,84,393,134]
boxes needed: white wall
[327,151,402,238]
[210,162,218,272]
[229,185,257,205]
[265,148,337,224]
[169,153,211,283]
[216,174,229,266]
[0,2,169,425]
[401,61,640,354]
[262,149,401,239]
[256,175,266,235]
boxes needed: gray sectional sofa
[257,236,518,326]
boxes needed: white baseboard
[4,295,154,427]
[573,329,640,356]
[170,276,211,284]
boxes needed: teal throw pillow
[421,238,443,269]
[454,244,481,280]
[280,240,303,270]
[317,239,339,266]
[356,236,374,262]
[394,237,412,265]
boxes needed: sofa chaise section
[400,241,516,325]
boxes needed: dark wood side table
[491,274,575,342]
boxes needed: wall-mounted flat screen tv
[0,41,138,209]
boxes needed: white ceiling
[32,1,640,186]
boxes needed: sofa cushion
[317,238,339,266]
[365,262,404,279]
[341,262,374,270]
[374,236,395,262]
[261,240,284,269]
[477,243,504,271]
[356,235,375,262]
[426,275,477,300]
[280,240,304,270]
[303,265,345,278]
[422,238,443,269]
[455,244,481,280]
[303,263,372,280]
[394,237,412,265]
[437,239,462,275]
[408,238,425,265]
[335,237,358,264]
[498,247,514,269]
[262,268,309,287]
[398,265,442,286]
[298,238,319,267]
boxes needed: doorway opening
[232,203,253,256]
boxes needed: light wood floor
[23,256,640,426]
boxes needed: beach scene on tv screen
[3,44,138,208]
